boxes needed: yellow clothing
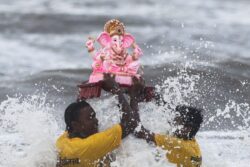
[155,134,202,167]
[56,124,122,167]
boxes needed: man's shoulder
[56,131,69,150]
[92,124,122,138]
[57,132,68,142]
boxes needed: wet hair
[64,101,91,132]
[175,105,203,138]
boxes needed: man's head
[173,105,203,140]
[64,101,99,137]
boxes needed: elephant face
[97,32,135,54]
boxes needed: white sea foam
[0,70,249,167]
[0,95,60,167]
[0,0,250,79]
[0,0,249,26]
[0,34,91,77]
[0,33,188,77]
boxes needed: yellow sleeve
[82,124,122,160]
[154,134,182,150]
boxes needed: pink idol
[86,19,143,85]
[78,19,155,101]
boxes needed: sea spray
[204,100,250,130]
[87,67,201,166]
[0,94,60,167]
[0,68,249,166]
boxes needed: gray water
[0,0,250,166]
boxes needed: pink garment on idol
[89,44,143,85]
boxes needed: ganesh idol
[85,19,143,85]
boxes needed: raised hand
[101,74,120,94]
[128,77,146,102]
[85,37,95,52]
[132,42,143,60]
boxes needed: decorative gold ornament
[104,19,125,36]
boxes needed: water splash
[0,67,249,167]
[204,100,250,130]
[0,94,60,167]
[156,66,200,110]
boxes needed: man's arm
[128,77,156,143]
[102,74,138,138]
[130,95,156,143]
[117,91,138,138]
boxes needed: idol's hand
[85,37,95,52]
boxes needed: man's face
[75,106,99,136]
[173,116,192,140]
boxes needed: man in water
[129,79,203,167]
[56,74,138,167]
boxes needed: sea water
[0,69,249,166]
[0,0,250,166]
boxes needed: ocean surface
[0,0,250,166]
